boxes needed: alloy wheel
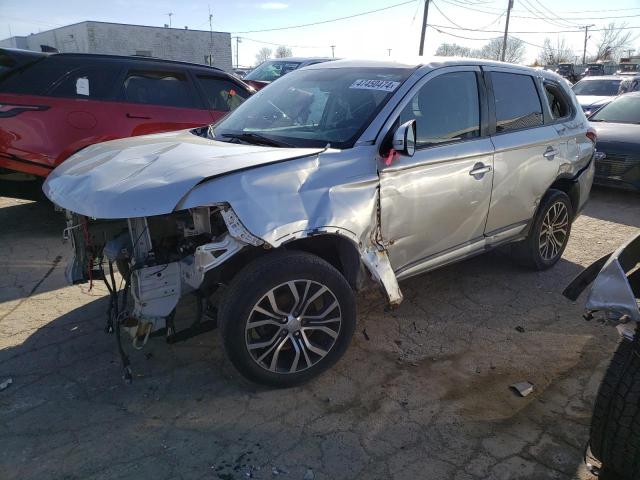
[245,280,342,374]
[538,201,569,261]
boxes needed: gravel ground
[0,187,638,480]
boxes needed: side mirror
[392,120,417,157]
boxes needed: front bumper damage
[563,232,640,338]
[64,205,265,380]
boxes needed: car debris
[510,381,535,397]
[0,377,13,391]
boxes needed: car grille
[595,150,640,184]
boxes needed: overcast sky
[1,0,639,67]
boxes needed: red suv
[0,49,253,199]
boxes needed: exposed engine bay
[64,205,264,380]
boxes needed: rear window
[49,65,122,100]
[196,76,250,112]
[572,79,622,96]
[244,61,302,82]
[491,72,543,132]
[0,56,72,95]
[121,70,195,108]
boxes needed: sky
[1,0,639,67]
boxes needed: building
[0,21,232,72]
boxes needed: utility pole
[208,6,214,67]
[582,24,595,65]
[501,0,514,62]
[330,45,335,58]
[166,12,173,28]
[625,49,635,58]
[418,0,430,56]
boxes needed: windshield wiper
[219,132,293,148]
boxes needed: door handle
[469,163,492,178]
[543,147,558,160]
[126,113,152,119]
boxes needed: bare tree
[478,37,525,64]
[255,47,272,65]
[594,23,637,61]
[435,43,472,57]
[538,37,574,65]
[274,45,293,58]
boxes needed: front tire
[218,250,356,387]
[511,189,573,270]
[589,335,640,480]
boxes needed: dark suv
[0,49,253,199]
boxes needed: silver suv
[44,58,596,386]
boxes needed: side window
[121,70,195,108]
[0,57,76,96]
[49,65,121,100]
[196,76,250,112]
[491,72,543,132]
[399,71,480,147]
[543,82,571,120]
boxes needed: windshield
[590,95,640,124]
[244,60,302,82]
[572,79,622,96]
[212,67,413,149]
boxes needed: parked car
[564,232,640,480]
[589,92,640,190]
[572,75,625,115]
[0,48,253,200]
[555,63,579,83]
[242,57,333,90]
[44,58,596,387]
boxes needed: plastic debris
[0,378,12,391]
[515,326,525,333]
[362,328,370,341]
[510,381,534,397]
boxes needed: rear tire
[510,189,573,270]
[590,335,640,480]
[218,250,356,388]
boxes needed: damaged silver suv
[44,58,596,386]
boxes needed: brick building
[0,21,232,72]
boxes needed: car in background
[618,75,640,95]
[555,63,579,83]
[0,48,253,200]
[572,75,625,115]
[588,92,640,191]
[242,57,334,90]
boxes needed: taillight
[586,127,597,144]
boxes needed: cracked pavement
[1,188,639,480]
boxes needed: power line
[238,36,327,49]
[436,0,640,21]
[436,0,640,15]
[431,0,469,30]
[428,22,640,35]
[232,0,417,33]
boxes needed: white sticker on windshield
[76,77,90,96]
[349,79,400,92]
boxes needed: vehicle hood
[590,122,640,157]
[591,122,640,149]
[43,129,325,219]
[576,95,612,109]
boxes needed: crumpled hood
[43,129,324,219]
